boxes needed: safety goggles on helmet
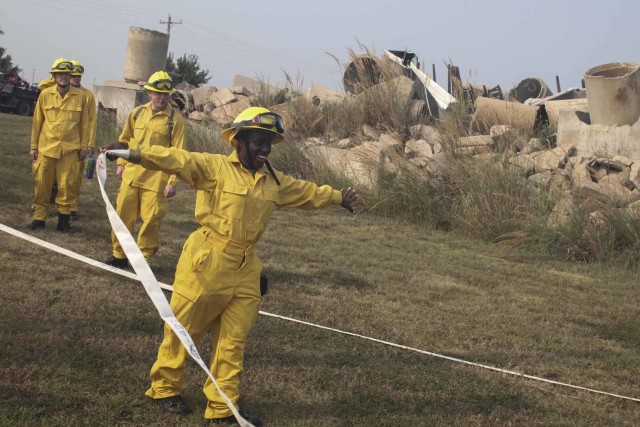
[51,61,74,72]
[72,64,84,75]
[232,112,285,134]
[147,79,173,91]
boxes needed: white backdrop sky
[2,0,638,93]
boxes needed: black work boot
[153,395,192,416]
[56,213,76,233]
[28,219,45,230]
[104,255,129,268]
[70,211,80,221]
[208,413,263,426]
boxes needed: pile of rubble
[169,51,640,224]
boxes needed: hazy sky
[1,0,638,93]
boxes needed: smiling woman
[100,105,358,424]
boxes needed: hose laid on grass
[4,221,639,404]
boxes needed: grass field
[1,112,640,426]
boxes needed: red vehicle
[0,72,40,116]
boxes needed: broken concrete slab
[230,86,253,96]
[544,98,590,129]
[210,88,237,108]
[192,86,218,108]
[233,75,280,96]
[189,111,206,121]
[306,84,344,106]
[210,98,252,127]
[409,124,440,143]
[532,146,570,172]
[457,135,494,148]
[405,139,433,159]
[557,109,640,159]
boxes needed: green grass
[2,112,640,426]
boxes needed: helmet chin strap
[241,140,257,171]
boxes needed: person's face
[53,72,71,87]
[148,90,169,111]
[237,130,274,170]
[70,75,82,88]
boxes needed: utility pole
[160,14,181,35]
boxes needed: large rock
[306,84,344,106]
[233,75,280,96]
[210,88,237,107]
[409,124,440,143]
[192,86,218,108]
[210,99,252,127]
[405,139,433,158]
[532,145,572,172]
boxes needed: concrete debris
[474,97,538,132]
[210,98,252,127]
[191,86,218,109]
[189,111,206,121]
[405,139,433,159]
[230,86,253,97]
[409,124,440,143]
[306,85,344,106]
[543,98,589,129]
[557,109,640,159]
[210,88,236,108]
[233,75,279,96]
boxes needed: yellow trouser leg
[138,188,167,259]
[145,230,262,419]
[112,184,140,259]
[32,151,78,220]
[32,155,57,221]
[204,250,261,419]
[70,159,85,212]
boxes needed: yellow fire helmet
[50,58,74,73]
[143,71,174,93]
[70,59,84,76]
[221,106,285,148]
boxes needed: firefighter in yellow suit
[105,71,185,268]
[29,58,89,232]
[102,107,359,425]
[68,59,97,219]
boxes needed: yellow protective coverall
[31,84,89,220]
[111,103,184,259]
[136,146,343,419]
[70,86,97,212]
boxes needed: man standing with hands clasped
[29,58,89,232]
[102,106,358,425]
